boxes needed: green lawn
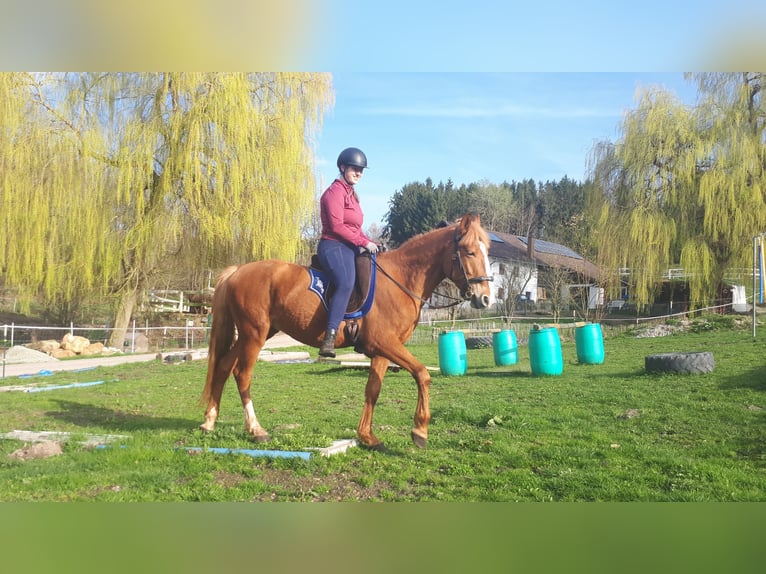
[1,322,764,501]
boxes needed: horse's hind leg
[234,334,270,442]
[200,344,239,433]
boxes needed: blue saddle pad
[308,260,376,320]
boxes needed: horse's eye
[466,251,476,257]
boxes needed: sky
[314,73,700,228]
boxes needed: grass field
[1,320,765,501]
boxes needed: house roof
[488,230,600,281]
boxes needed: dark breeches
[317,238,356,331]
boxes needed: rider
[317,147,379,358]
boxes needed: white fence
[1,320,210,353]
[2,299,755,354]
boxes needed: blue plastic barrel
[528,327,563,376]
[438,331,467,376]
[575,323,605,364]
[492,330,518,366]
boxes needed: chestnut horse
[199,213,493,450]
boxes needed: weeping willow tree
[588,89,698,307]
[0,73,333,346]
[589,73,766,309]
[684,72,766,302]
[0,73,116,320]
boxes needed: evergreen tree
[383,178,469,246]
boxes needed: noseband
[453,228,493,300]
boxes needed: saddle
[308,252,376,321]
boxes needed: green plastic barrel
[575,323,605,364]
[438,331,467,376]
[528,327,563,376]
[492,330,518,366]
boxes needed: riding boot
[319,329,337,358]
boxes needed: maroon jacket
[319,178,372,248]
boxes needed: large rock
[123,332,149,353]
[81,342,105,356]
[26,340,61,354]
[60,334,91,354]
[51,348,77,359]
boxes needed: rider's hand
[365,241,379,254]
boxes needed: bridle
[452,227,493,300]
[373,227,493,309]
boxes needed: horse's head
[448,213,493,309]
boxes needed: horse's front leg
[409,364,431,448]
[356,356,389,449]
[234,339,270,442]
[378,344,431,448]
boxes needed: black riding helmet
[337,147,368,170]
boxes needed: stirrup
[318,347,336,359]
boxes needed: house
[486,231,601,310]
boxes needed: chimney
[527,235,535,259]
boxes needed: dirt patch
[214,470,248,489]
[8,441,63,460]
[253,467,387,501]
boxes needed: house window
[498,263,506,275]
[497,287,505,300]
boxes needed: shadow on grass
[46,399,195,432]
[464,369,530,379]
[717,364,766,391]
[430,405,496,428]
[468,367,646,380]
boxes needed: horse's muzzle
[464,275,492,309]
[470,293,491,309]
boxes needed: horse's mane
[393,217,489,254]
[395,224,452,252]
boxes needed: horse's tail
[199,265,239,406]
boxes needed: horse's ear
[436,220,449,229]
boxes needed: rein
[374,258,465,309]
[373,227,493,309]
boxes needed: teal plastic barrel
[492,330,518,366]
[438,331,467,376]
[528,327,563,376]
[575,323,605,364]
